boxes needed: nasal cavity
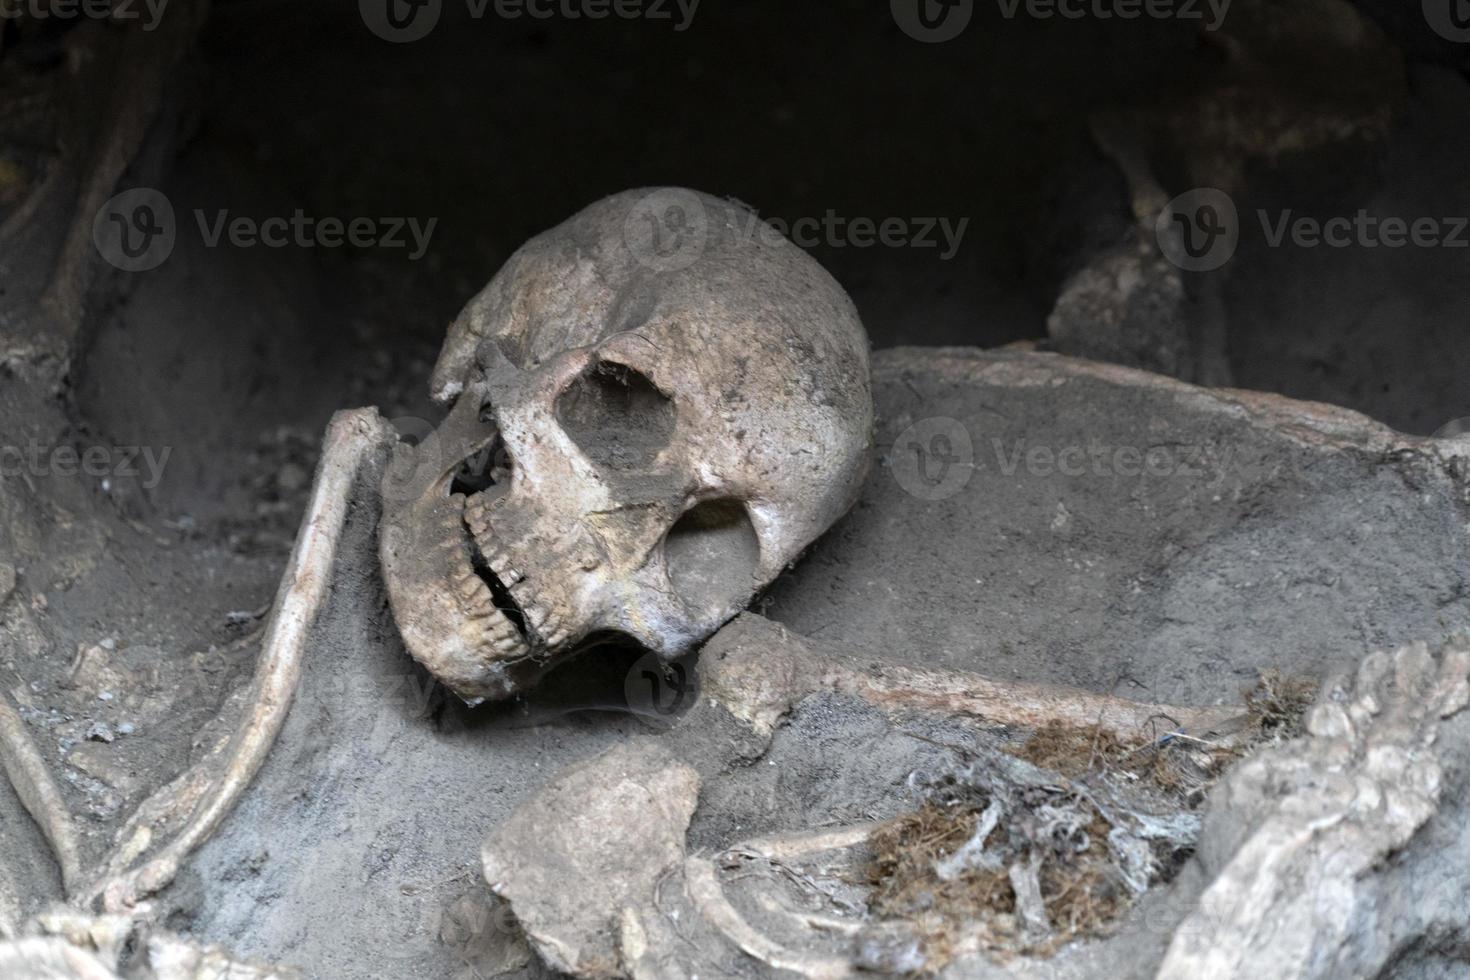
[555,360,675,469]
[664,500,761,616]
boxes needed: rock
[481,738,700,976]
[1159,638,1470,980]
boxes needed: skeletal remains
[2,188,1467,978]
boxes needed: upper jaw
[379,486,545,704]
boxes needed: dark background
[7,0,1470,523]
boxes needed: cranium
[379,189,873,703]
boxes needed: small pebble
[98,690,114,702]
[117,722,135,736]
[86,722,115,744]
[100,637,117,651]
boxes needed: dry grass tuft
[866,668,1321,971]
[1244,668,1318,740]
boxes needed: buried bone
[378,188,874,703]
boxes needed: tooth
[546,629,569,648]
[455,575,484,602]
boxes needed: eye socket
[664,499,761,616]
[555,360,675,469]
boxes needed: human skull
[380,189,872,704]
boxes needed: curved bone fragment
[80,408,394,911]
[0,690,83,893]
[683,856,857,980]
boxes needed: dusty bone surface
[378,188,873,704]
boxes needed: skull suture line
[380,189,873,703]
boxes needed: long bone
[72,408,394,912]
[700,614,1245,744]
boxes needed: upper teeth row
[463,496,571,650]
